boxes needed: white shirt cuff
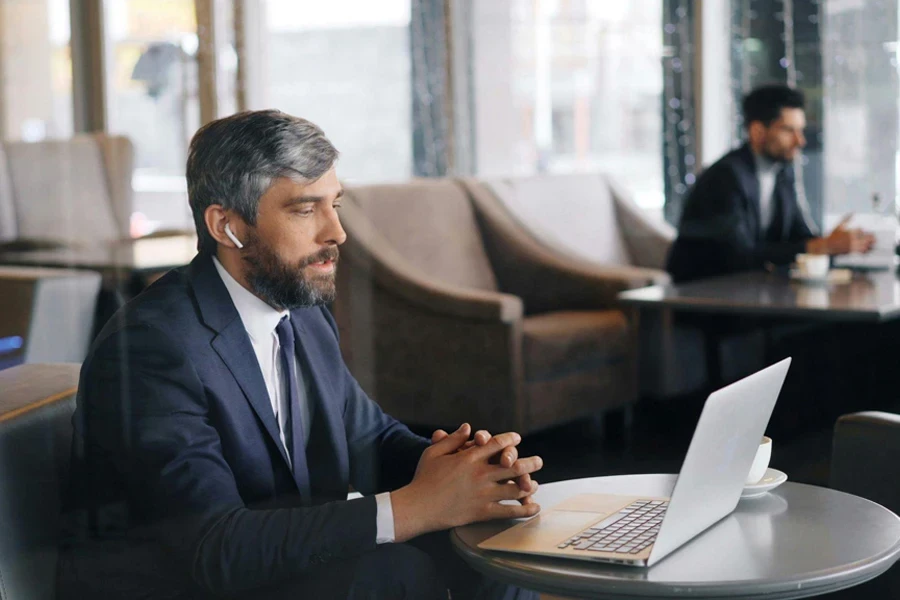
[375,492,395,544]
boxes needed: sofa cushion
[485,174,633,266]
[345,179,499,291]
[522,310,630,382]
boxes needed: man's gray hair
[186,110,339,254]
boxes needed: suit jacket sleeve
[669,166,807,281]
[80,322,381,596]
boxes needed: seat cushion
[345,179,499,291]
[522,310,630,382]
[485,174,633,266]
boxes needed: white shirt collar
[752,151,783,176]
[212,256,288,343]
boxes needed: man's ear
[747,121,767,145]
[204,205,244,249]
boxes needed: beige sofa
[333,178,666,434]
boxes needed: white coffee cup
[795,253,829,279]
[745,436,772,485]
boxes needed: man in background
[667,84,874,282]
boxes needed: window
[503,0,666,210]
[822,1,898,220]
[731,0,824,228]
[105,0,199,233]
[2,0,73,140]
[260,0,413,184]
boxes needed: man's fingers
[431,429,449,444]
[513,472,533,491]
[499,446,518,468]
[490,455,543,481]
[485,501,541,521]
[519,480,539,504]
[473,430,491,446]
[834,213,854,231]
[427,423,471,456]
[488,481,535,502]
[470,431,521,461]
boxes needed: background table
[618,270,900,322]
[452,475,900,599]
[0,234,198,277]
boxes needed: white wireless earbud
[224,223,244,249]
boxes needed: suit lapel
[737,145,763,241]
[291,309,349,500]
[188,255,293,472]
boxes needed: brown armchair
[333,178,663,434]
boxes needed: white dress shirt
[753,152,783,232]
[212,257,395,544]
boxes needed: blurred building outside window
[504,0,666,213]
[105,0,200,235]
[1,0,73,141]
[255,0,413,185]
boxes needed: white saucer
[789,269,830,284]
[789,268,853,285]
[741,468,788,499]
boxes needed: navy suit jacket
[62,253,430,598]
[666,144,815,282]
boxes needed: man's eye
[296,209,314,217]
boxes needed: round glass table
[451,474,900,599]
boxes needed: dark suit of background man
[667,84,874,282]
[58,110,544,600]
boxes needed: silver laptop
[479,357,791,567]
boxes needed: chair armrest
[831,411,900,511]
[338,199,523,323]
[460,178,668,313]
[606,175,676,270]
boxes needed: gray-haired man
[61,110,541,599]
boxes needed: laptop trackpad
[522,510,606,531]
[479,510,606,550]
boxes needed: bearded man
[666,84,874,282]
[59,110,542,600]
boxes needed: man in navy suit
[667,85,874,282]
[60,110,542,599]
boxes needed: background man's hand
[391,424,542,543]
[808,215,876,256]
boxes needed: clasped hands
[391,423,543,543]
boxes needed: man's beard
[763,143,796,164]
[241,230,339,310]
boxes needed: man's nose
[321,207,347,246]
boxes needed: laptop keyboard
[558,499,669,555]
